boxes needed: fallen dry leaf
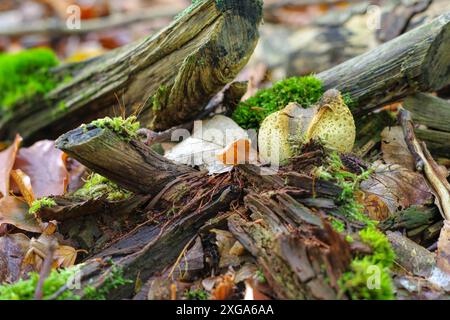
[0,233,30,283]
[0,135,22,198]
[361,163,434,214]
[381,126,416,171]
[0,197,41,233]
[10,169,35,206]
[13,140,69,198]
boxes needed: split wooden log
[0,0,263,143]
[317,12,450,115]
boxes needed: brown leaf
[0,135,22,198]
[357,192,391,221]
[0,197,42,233]
[54,245,79,268]
[10,169,35,206]
[0,233,30,283]
[360,163,434,214]
[13,140,69,198]
[381,126,415,171]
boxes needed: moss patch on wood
[0,48,59,111]
[74,173,132,201]
[89,116,140,141]
[232,76,324,129]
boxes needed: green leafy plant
[232,76,324,129]
[29,197,57,215]
[0,48,59,111]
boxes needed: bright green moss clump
[0,267,80,300]
[232,76,324,129]
[339,227,395,300]
[74,173,132,201]
[90,116,140,140]
[29,197,57,215]
[0,48,59,110]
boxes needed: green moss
[74,173,132,201]
[0,48,59,111]
[359,227,395,267]
[255,270,266,284]
[152,85,168,111]
[83,265,132,300]
[29,197,57,215]
[330,217,345,233]
[315,153,396,300]
[90,116,140,140]
[339,227,395,300]
[317,152,373,225]
[184,289,208,300]
[0,266,80,300]
[339,256,394,300]
[232,76,324,129]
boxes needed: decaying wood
[0,0,263,143]
[317,12,450,115]
[228,192,352,300]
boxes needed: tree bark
[0,0,263,143]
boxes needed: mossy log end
[317,13,450,114]
[0,0,263,143]
[55,126,194,195]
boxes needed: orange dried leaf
[211,275,235,300]
[10,169,35,206]
[216,139,252,166]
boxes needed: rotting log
[317,12,450,115]
[228,192,352,300]
[0,0,263,143]
[56,126,195,195]
[71,184,240,300]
